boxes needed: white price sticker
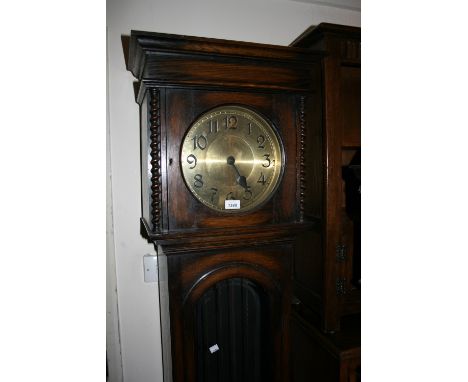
[209,344,220,354]
[225,200,241,209]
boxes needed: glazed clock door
[161,88,300,233]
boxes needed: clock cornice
[128,30,323,95]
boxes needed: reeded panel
[195,278,271,382]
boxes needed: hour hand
[237,175,248,189]
[227,156,248,189]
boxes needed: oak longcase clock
[126,30,322,382]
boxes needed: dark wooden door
[174,244,292,382]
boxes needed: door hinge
[336,244,347,262]
[336,278,346,296]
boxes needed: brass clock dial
[181,105,284,213]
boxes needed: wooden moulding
[128,30,323,97]
[291,22,361,48]
[141,217,317,254]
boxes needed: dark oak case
[127,31,322,382]
[291,22,361,333]
[289,23,361,382]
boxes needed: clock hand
[226,156,248,190]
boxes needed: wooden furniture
[291,308,360,382]
[291,23,361,333]
[126,31,322,382]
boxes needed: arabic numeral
[210,187,218,202]
[226,191,236,200]
[192,135,207,150]
[243,187,253,200]
[194,174,204,188]
[262,154,271,168]
[257,173,266,186]
[186,154,197,169]
[208,120,219,134]
[257,135,265,149]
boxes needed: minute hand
[226,156,248,190]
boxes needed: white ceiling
[288,0,360,11]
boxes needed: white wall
[106,1,360,381]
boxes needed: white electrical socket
[143,254,158,283]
